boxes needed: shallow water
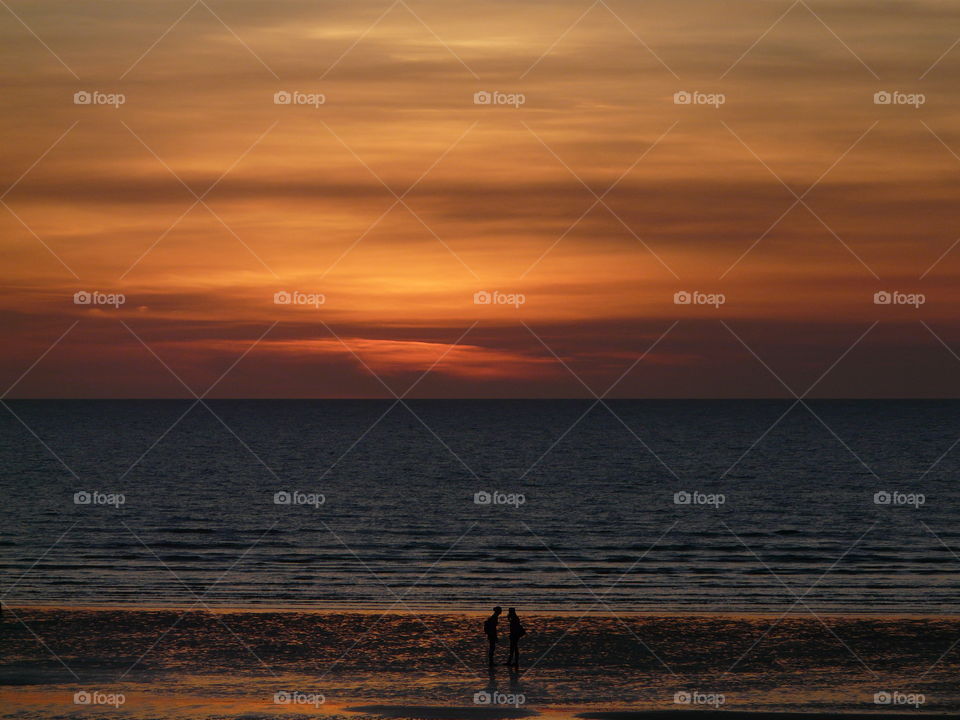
[2,609,958,714]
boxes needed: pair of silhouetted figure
[483,606,526,666]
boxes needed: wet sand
[349,705,539,719]
[2,608,958,715]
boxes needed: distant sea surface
[2,400,958,614]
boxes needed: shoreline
[5,689,958,717]
[5,604,960,619]
[2,690,957,719]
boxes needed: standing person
[483,606,502,665]
[506,608,525,667]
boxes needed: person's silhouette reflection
[508,663,521,691]
[483,606,502,665]
[486,663,498,694]
[506,608,525,667]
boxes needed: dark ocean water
[1,400,958,613]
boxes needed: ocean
[2,399,958,614]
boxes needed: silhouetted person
[484,606,502,664]
[506,607,525,667]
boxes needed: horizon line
[3,397,959,402]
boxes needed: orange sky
[2,0,959,397]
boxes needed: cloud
[2,0,959,397]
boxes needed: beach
[3,402,959,718]
[2,608,958,717]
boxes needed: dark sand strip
[578,713,952,719]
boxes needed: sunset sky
[2,0,959,397]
